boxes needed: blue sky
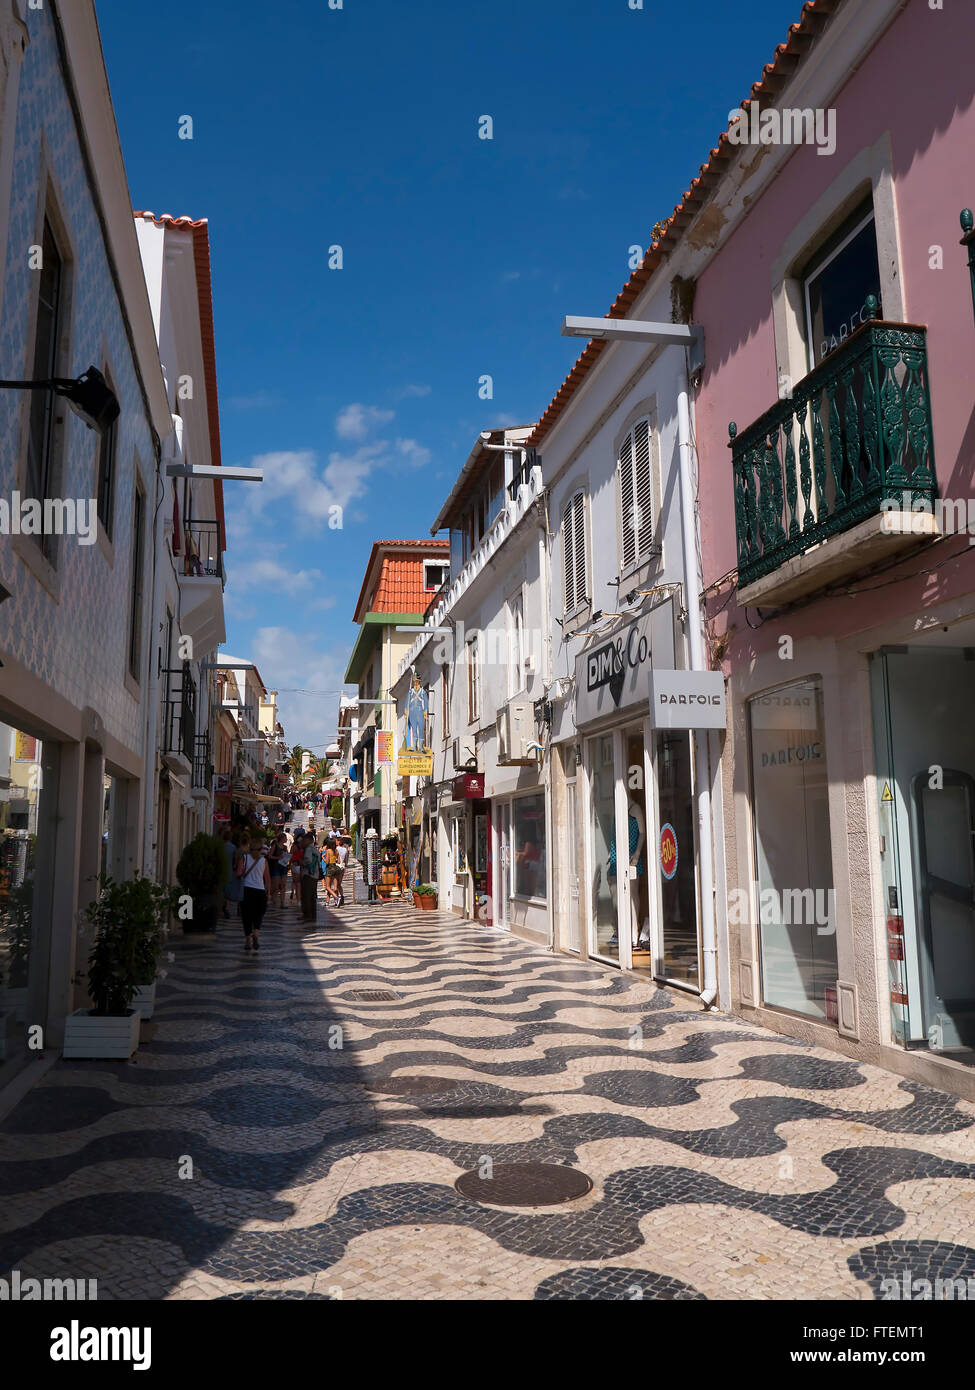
[98,0,803,752]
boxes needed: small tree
[175,833,226,899]
[83,874,176,1016]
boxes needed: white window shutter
[563,498,575,613]
[618,432,635,570]
[572,491,586,608]
[633,418,653,557]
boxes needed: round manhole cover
[368,1075,461,1096]
[455,1162,593,1207]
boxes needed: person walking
[335,835,349,907]
[221,827,242,919]
[322,834,339,907]
[299,831,320,924]
[288,832,303,903]
[268,833,289,909]
[236,833,270,951]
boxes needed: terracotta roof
[526,0,842,449]
[134,212,225,547]
[351,539,449,624]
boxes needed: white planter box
[63,1008,141,1059]
[132,983,156,1020]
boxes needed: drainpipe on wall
[676,354,718,1009]
[142,440,167,876]
[537,493,555,949]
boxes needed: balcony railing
[177,519,224,583]
[729,303,935,590]
[161,665,197,763]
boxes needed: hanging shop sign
[377,730,395,763]
[398,750,433,777]
[574,611,654,726]
[649,669,726,730]
[452,771,484,800]
[659,822,678,880]
[213,773,231,795]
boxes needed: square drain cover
[347,989,399,1001]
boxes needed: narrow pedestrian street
[3,881,975,1302]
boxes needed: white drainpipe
[676,356,718,1009]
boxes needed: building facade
[0,0,173,1086]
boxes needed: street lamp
[0,364,119,433]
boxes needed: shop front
[570,611,724,984]
[871,638,975,1062]
[441,772,486,920]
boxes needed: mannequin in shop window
[607,799,647,947]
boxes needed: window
[618,417,655,569]
[128,484,146,681]
[512,792,546,901]
[487,458,506,525]
[25,219,64,560]
[748,677,837,1020]
[451,812,466,879]
[803,202,881,368]
[424,560,448,592]
[562,489,588,613]
[467,635,480,723]
[507,590,526,697]
[95,368,117,538]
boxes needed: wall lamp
[0,365,119,433]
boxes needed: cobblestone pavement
[3,883,975,1301]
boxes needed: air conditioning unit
[497,700,536,765]
[452,736,476,770]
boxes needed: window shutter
[563,497,575,612]
[618,432,635,570]
[572,491,586,608]
[633,418,653,557]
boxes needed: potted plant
[412,884,438,911]
[64,873,176,1059]
[175,832,226,933]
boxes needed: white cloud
[395,437,432,469]
[249,625,355,751]
[335,402,395,440]
[398,383,432,399]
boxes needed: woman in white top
[236,833,270,951]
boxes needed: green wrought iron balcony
[729,300,935,595]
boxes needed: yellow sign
[377,730,395,764]
[398,751,433,777]
[881,782,893,803]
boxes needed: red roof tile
[352,539,449,623]
[526,0,841,449]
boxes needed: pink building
[688,0,975,1095]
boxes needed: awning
[233,792,284,806]
[352,726,376,759]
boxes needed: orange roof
[352,539,449,623]
[134,212,225,548]
[527,0,841,449]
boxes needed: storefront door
[652,728,700,987]
[872,646,975,1055]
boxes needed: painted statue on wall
[406,675,428,751]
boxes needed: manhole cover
[455,1162,593,1207]
[346,989,399,1002]
[368,1075,461,1096]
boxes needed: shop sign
[574,612,654,725]
[377,730,394,763]
[213,773,230,795]
[452,772,484,800]
[659,822,678,880]
[649,670,726,729]
[398,750,433,777]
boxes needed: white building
[397,427,552,938]
[134,212,227,885]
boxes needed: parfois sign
[575,612,653,725]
